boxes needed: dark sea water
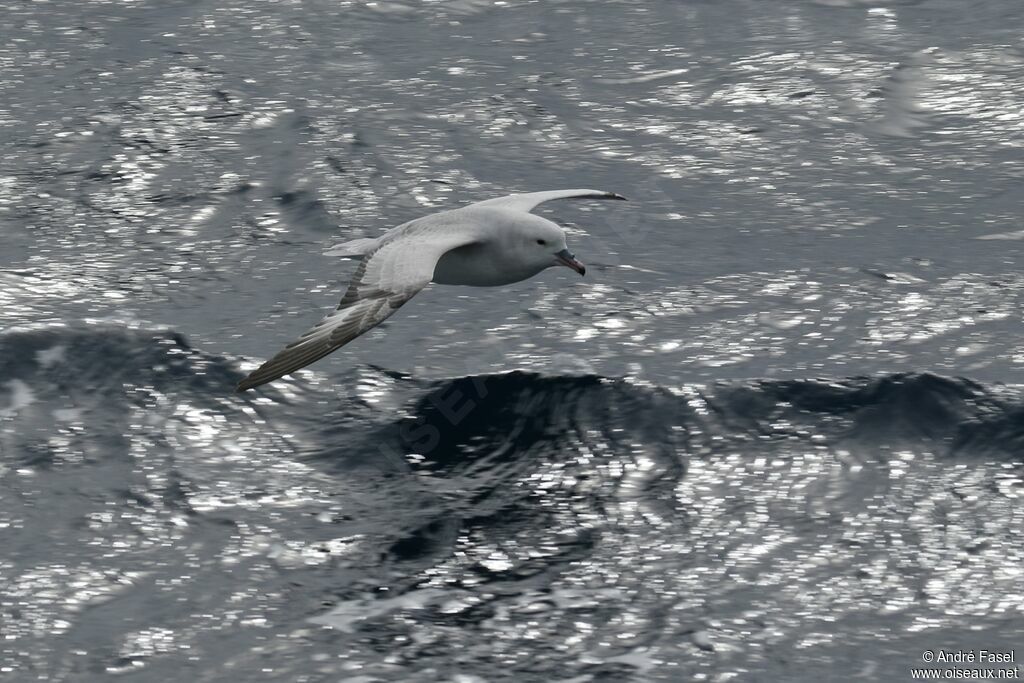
[2,1,1024,681]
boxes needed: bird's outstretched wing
[236,228,477,391]
[470,189,626,214]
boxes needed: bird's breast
[431,243,540,287]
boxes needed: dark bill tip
[555,248,586,276]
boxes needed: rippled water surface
[2,1,1023,681]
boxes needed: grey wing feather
[236,225,477,392]
[470,189,626,214]
[235,294,408,392]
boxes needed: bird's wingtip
[605,191,627,201]
[235,377,257,393]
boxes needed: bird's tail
[323,237,379,258]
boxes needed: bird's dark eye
[536,239,546,245]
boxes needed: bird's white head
[512,214,586,277]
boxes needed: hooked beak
[554,248,586,276]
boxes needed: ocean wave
[2,325,1022,463]
[2,325,1022,679]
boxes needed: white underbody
[431,241,548,286]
